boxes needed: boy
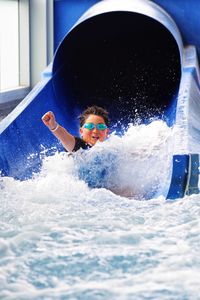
[42,105,109,152]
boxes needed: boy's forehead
[85,114,105,123]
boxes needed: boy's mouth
[92,136,99,141]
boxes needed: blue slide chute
[0,0,200,199]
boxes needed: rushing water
[1,121,200,300]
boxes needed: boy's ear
[80,127,83,136]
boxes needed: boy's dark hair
[79,105,110,127]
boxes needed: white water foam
[3,121,198,300]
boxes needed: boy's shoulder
[73,137,91,152]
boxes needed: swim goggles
[83,122,108,131]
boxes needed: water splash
[74,120,173,199]
[3,121,197,300]
[0,120,175,230]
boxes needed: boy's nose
[93,126,98,132]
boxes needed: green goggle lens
[83,123,107,131]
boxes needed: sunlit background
[0,0,19,90]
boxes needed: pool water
[1,121,200,299]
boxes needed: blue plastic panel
[54,0,200,61]
[167,155,189,199]
[54,0,99,50]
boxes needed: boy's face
[80,114,109,146]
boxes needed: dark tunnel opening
[52,11,181,130]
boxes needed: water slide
[0,0,200,199]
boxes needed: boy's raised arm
[42,111,75,152]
